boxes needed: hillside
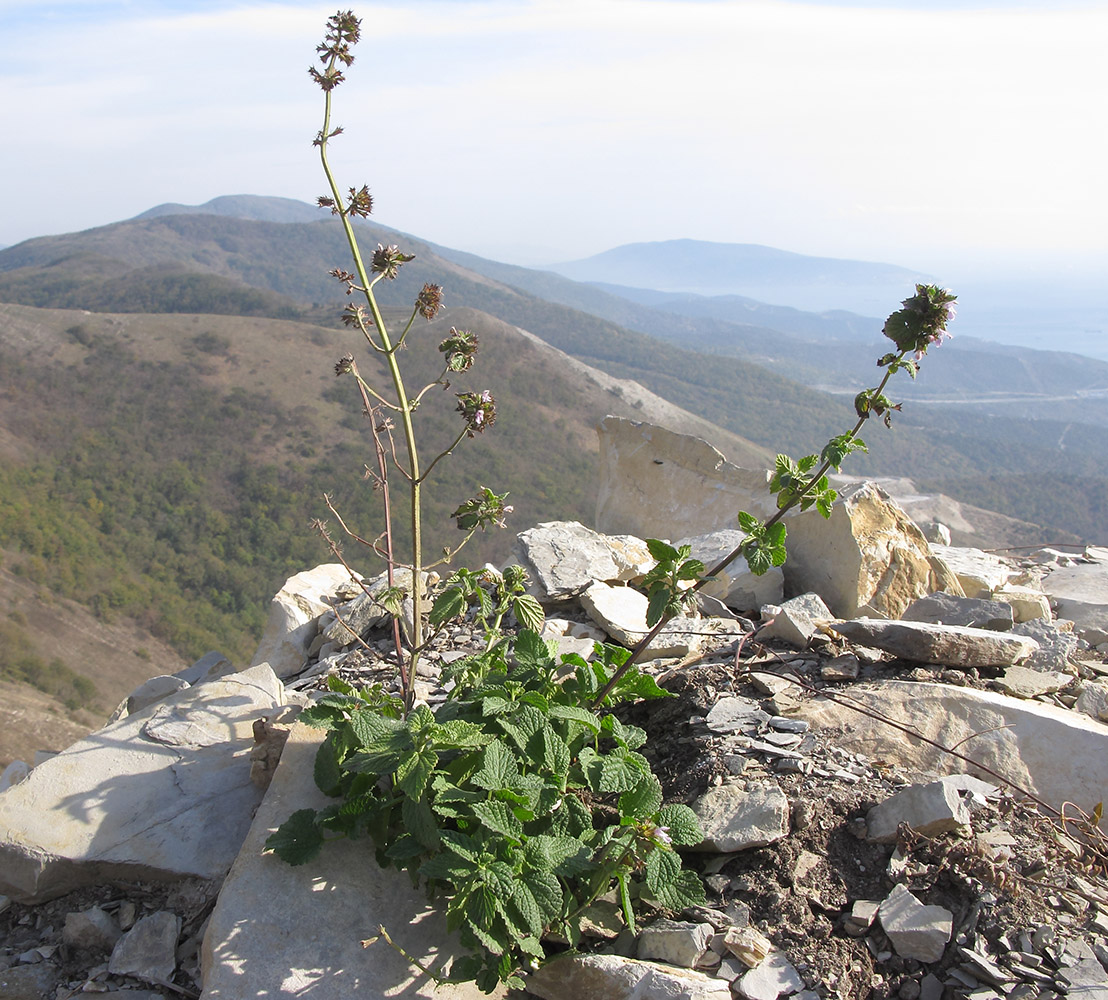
[0,298,775,765]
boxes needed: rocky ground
[4,528,1108,1000]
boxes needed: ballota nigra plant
[268,9,957,995]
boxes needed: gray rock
[637,919,713,968]
[865,778,973,843]
[832,617,1038,668]
[176,651,234,686]
[0,963,60,1000]
[758,593,833,648]
[1076,681,1108,722]
[108,910,180,984]
[902,592,1014,631]
[0,663,285,903]
[735,950,806,1000]
[63,905,121,952]
[513,521,623,600]
[705,697,770,734]
[690,783,790,852]
[527,953,731,1000]
[126,675,191,715]
[200,722,500,1000]
[877,884,952,963]
[321,590,387,646]
[995,665,1072,699]
[821,654,860,681]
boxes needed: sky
[1,0,1107,290]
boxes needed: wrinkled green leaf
[264,809,323,866]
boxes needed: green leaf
[512,594,545,633]
[644,844,681,895]
[347,708,401,747]
[471,799,524,840]
[602,715,647,750]
[430,783,484,819]
[470,739,519,791]
[532,725,571,777]
[509,881,545,938]
[676,559,706,581]
[298,702,344,730]
[619,775,663,818]
[737,510,761,533]
[646,586,672,627]
[658,803,703,846]
[522,868,564,927]
[402,795,440,850]
[419,852,472,884]
[264,809,323,866]
[513,628,554,673]
[439,828,481,861]
[652,868,706,910]
[598,749,650,793]
[313,731,343,796]
[383,833,426,861]
[646,538,679,563]
[429,585,467,626]
[432,719,490,750]
[496,705,546,752]
[548,704,602,732]
[396,747,437,800]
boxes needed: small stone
[865,778,973,843]
[690,783,790,852]
[736,950,805,1000]
[723,926,773,968]
[821,654,860,681]
[108,911,181,984]
[877,884,953,963]
[63,906,121,952]
[637,919,713,969]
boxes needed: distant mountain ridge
[549,238,933,313]
[133,195,331,225]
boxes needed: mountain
[548,238,932,313]
[133,194,331,225]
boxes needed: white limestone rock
[690,783,790,852]
[513,521,624,600]
[63,906,122,952]
[735,950,806,1000]
[526,953,730,1000]
[176,651,234,686]
[783,482,963,620]
[0,663,285,903]
[126,674,191,715]
[833,617,1038,668]
[1076,681,1108,723]
[200,722,503,1000]
[928,544,1014,599]
[595,416,778,542]
[992,586,1051,624]
[995,666,1072,699]
[1041,546,1108,638]
[637,919,713,968]
[579,581,739,657]
[0,759,30,792]
[877,884,952,963]
[758,593,834,648]
[796,680,1108,812]
[249,564,356,679]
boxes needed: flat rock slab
[878,884,952,963]
[526,953,730,1000]
[833,617,1038,668]
[1041,547,1108,635]
[797,680,1108,812]
[0,664,285,903]
[995,665,1071,699]
[514,521,623,600]
[690,783,790,852]
[200,723,501,1000]
[866,778,972,843]
[901,592,1014,631]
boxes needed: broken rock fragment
[832,617,1038,668]
[690,782,790,852]
[877,884,953,963]
[865,777,974,843]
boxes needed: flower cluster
[308,10,360,91]
[882,283,958,359]
[456,389,496,436]
[371,243,415,279]
[451,486,514,532]
[416,283,444,321]
[438,327,478,371]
